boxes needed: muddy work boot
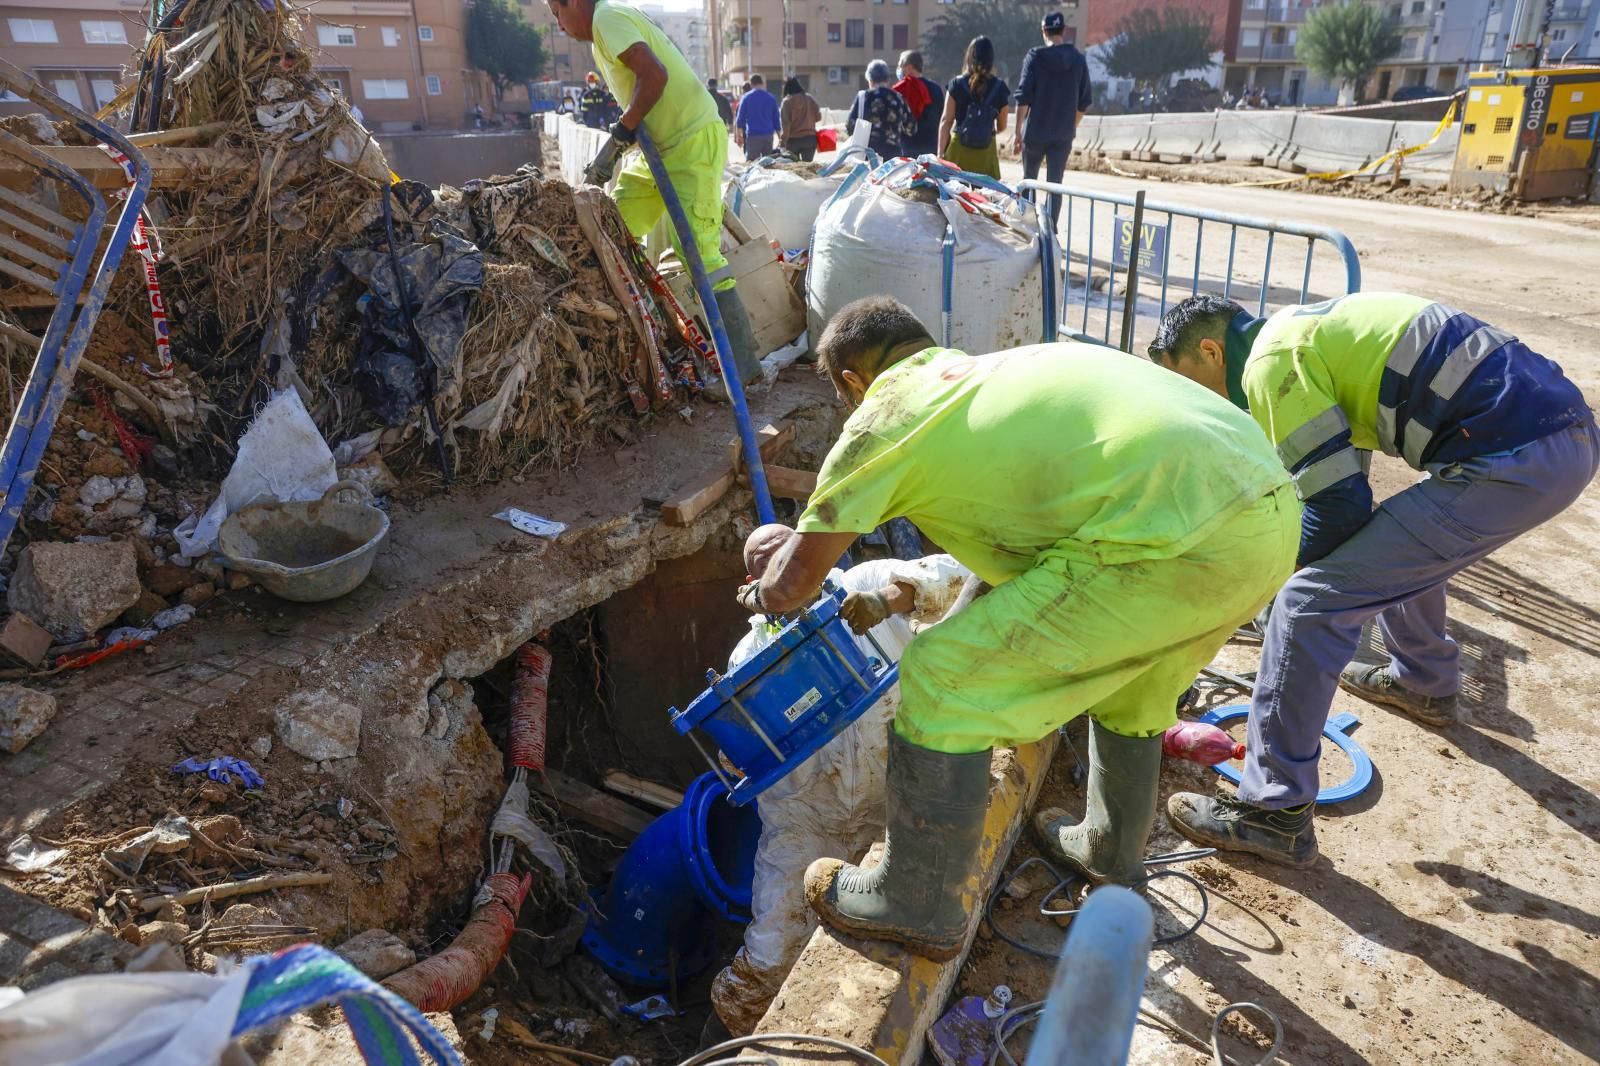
[804,731,991,962]
[1034,720,1163,886]
[1339,663,1457,726]
[1166,792,1317,868]
[702,284,766,402]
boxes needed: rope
[1229,98,1460,188]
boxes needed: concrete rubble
[275,691,363,762]
[335,929,417,979]
[0,683,56,754]
[6,540,141,639]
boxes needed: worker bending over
[739,297,1301,959]
[546,0,763,396]
[712,525,970,1033]
[1149,293,1597,866]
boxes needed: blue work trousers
[1240,420,1599,809]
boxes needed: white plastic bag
[173,389,337,557]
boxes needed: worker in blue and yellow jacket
[1148,292,1597,868]
[578,72,618,129]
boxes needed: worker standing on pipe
[545,0,764,400]
[1148,293,1596,866]
[738,296,1302,961]
[712,525,972,1034]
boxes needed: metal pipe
[1119,190,1145,354]
[635,127,776,524]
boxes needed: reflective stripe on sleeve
[1276,405,1352,469]
[1292,446,1365,501]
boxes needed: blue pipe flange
[1198,705,1374,805]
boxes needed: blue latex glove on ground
[172,756,264,790]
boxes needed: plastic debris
[477,1007,499,1041]
[172,756,265,790]
[152,604,197,630]
[621,994,677,1021]
[492,508,567,538]
[4,833,67,873]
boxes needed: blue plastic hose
[633,127,776,524]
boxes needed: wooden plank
[540,769,656,839]
[0,146,251,192]
[602,770,684,811]
[738,463,816,502]
[661,422,794,526]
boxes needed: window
[789,21,807,48]
[872,23,883,48]
[318,24,357,46]
[1388,4,1402,16]
[845,18,864,46]
[418,25,435,41]
[363,78,409,99]
[827,21,842,41]
[53,78,83,108]
[1242,27,1262,45]
[1287,27,1298,42]
[828,65,846,84]
[90,77,118,107]
[8,18,57,43]
[1410,0,1424,12]
[426,74,442,95]
[382,26,400,46]
[892,23,908,48]
[1246,0,1265,9]
[80,20,127,45]
[1551,26,1568,39]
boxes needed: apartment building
[1225,0,1599,105]
[713,0,1087,108]
[0,0,497,130]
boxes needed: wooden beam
[661,421,795,526]
[738,463,816,502]
[602,770,684,811]
[540,769,656,839]
[0,146,252,192]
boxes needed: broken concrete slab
[0,614,53,667]
[274,691,361,761]
[757,737,1057,1064]
[335,929,416,979]
[0,685,57,755]
[7,540,141,638]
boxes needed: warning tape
[1228,98,1460,188]
[96,142,174,378]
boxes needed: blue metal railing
[0,59,152,553]
[1018,179,1362,354]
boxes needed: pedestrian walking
[707,76,735,126]
[894,50,944,158]
[779,77,822,161]
[734,73,782,161]
[846,59,917,159]
[937,37,1009,178]
[1011,12,1091,231]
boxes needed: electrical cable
[674,1034,889,1066]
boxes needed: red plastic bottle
[1162,721,1245,765]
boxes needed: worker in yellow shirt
[545,0,763,398]
[739,296,1302,960]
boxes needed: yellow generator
[1452,66,1600,200]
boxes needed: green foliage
[920,0,1058,84]
[1296,1,1402,99]
[468,0,548,100]
[1099,7,1217,89]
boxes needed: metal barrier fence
[1017,179,1362,354]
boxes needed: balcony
[1242,1,1313,22]
[1550,1,1590,19]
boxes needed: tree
[1099,7,1217,94]
[468,0,548,103]
[1296,1,1401,103]
[921,0,1058,85]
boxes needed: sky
[648,0,706,10]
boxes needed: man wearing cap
[1147,293,1596,867]
[1011,12,1091,232]
[546,0,765,397]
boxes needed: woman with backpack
[937,36,1010,178]
[846,59,918,160]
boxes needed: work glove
[735,580,766,615]
[609,118,638,144]
[840,589,892,635]
[583,134,627,186]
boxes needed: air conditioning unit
[828,65,845,84]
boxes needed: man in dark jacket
[1011,12,1091,231]
[707,76,735,127]
[895,51,944,158]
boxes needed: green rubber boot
[804,730,991,962]
[703,284,765,400]
[1034,720,1163,887]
